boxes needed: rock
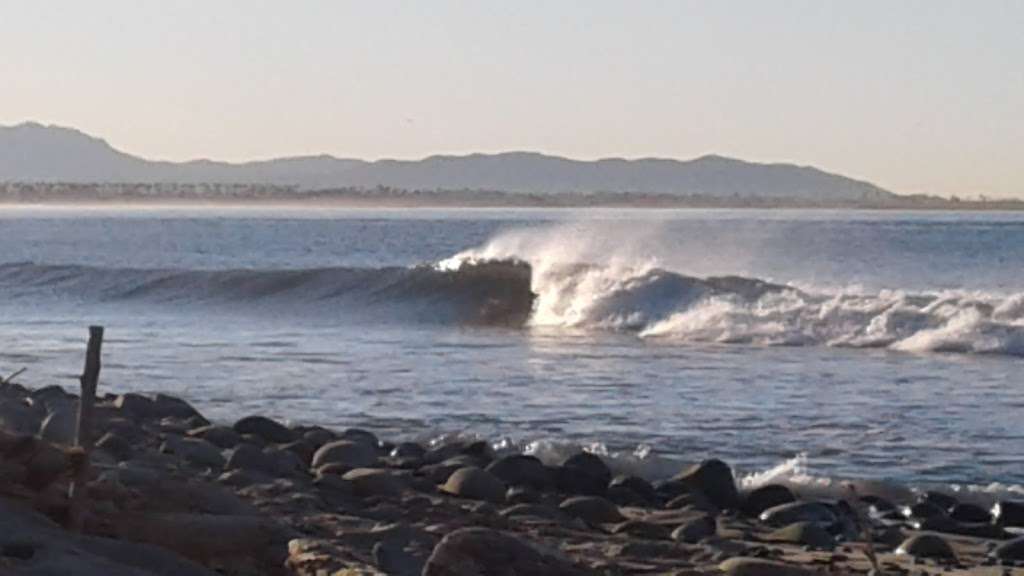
[485,454,551,490]
[506,485,540,504]
[609,520,671,540]
[96,432,134,461]
[113,393,157,420]
[995,500,1024,527]
[391,441,426,459]
[232,415,295,444]
[558,451,611,495]
[501,503,570,523]
[152,393,204,420]
[559,495,625,524]
[666,491,719,514]
[950,502,992,523]
[671,458,739,510]
[422,527,593,576]
[607,474,657,504]
[766,522,835,550]
[265,446,306,476]
[160,436,226,469]
[919,491,959,510]
[915,515,1008,539]
[759,501,837,526]
[38,407,78,445]
[741,484,796,517]
[896,533,957,560]
[225,444,279,474]
[276,438,316,467]
[311,439,378,469]
[719,557,815,576]
[187,425,243,449]
[0,400,43,435]
[672,515,716,543]
[440,467,506,503]
[992,537,1024,562]
[422,455,489,484]
[903,501,947,520]
[374,538,424,576]
[340,427,379,447]
[343,468,405,497]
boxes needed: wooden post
[68,325,104,532]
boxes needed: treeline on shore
[1,181,1021,211]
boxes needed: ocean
[1,206,1022,494]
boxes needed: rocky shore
[2,378,1024,575]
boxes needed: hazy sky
[1,1,1021,197]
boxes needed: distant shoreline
[2,182,1022,211]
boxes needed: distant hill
[0,122,896,201]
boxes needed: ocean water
[1,206,1023,493]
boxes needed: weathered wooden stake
[68,325,104,532]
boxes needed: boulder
[949,502,991,523]
[187,425,243,449]
[766,521,835,549]
[0,400,43,435]
[151,393,204,420]
[741,484,796,517]
[311,439,378,470]
[719,557,815,576]
[485,454,552,490]
[506,485,540,504]
[759,501,837,526]
[340,427,379,447]
[559,495,625,524]
[607,474,657,504]
[558,452,611,495]
[160,436,225,469]
[995,500,1024,527]
[903,500,946,520]
[232,415,295,444]
[342,468,406,497]
[96,432,134,461]
[38,407,78,445]
[671,458,738,510]
[224,444,278,474]
[422,527,593,576]
[992,537,1024,562]
[609,520,671,540]
[919,491,959,510]
[441,467,506,503]
[113,393,157,420]
[391,441,427,459]
[671,514,716,543]
[896,533,957,560]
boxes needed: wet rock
[608,474,657,504]
[741,484,796,517]
[666,491,719,514]
[559,495,625,524]
[950,502,992,523]
[896,533,957,561]
[672,515,716,543]
[232,415,295,444]
[760,501,837,526]
[95,432,133,461]
[719,557,815,576]
[0,400,43,435]
[441,467,506,503]
[485,454,551,491]
[311,439,378,469]
[916,515,1008,538]
[672,458,739,510]
[187,425,242,449]
[343,468,406,497]
[422,527,593,576]
[391,441,427,459]
[225,443,277,474]
[766,521,835,550]
[903,501,947,520]
[610,519,671,540]
[160,436,225,469]
[995,500,1024,527]
[113,393,157,420]
[340,427,380,447]
[505,485,540,505]
[38,407,78,445]
[501,503,570,523]
[558,451,611,496]
[152,393,204,421]
[919,491,959,510]
[992,537,1024,562]
[265,446,306,476]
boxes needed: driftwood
[0,367,27,386]
[68,326,104,532]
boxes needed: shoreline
[3,375,1024,575]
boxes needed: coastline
[3,374,1024,575]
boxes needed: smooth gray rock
[766,521,835,549]
[759,501,837,526]
[672,515,716,543]
[343,468,405,497]
[719,557,815,576]
[440,467,506,503]
[232,415,295,444]
[671,458,739,510]
[311,439,378,469]
[187,425,243,449]
[559,495,625,524]
[741,484,796,517]
[160,436,225,469]
[422,527,593,576]
[896,533,957,560]
[485,454,551,490]
[96,432,134,461]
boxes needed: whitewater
[1,206,1023,494]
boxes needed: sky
[1,1,1021,198]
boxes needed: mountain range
[0,122,896,201]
